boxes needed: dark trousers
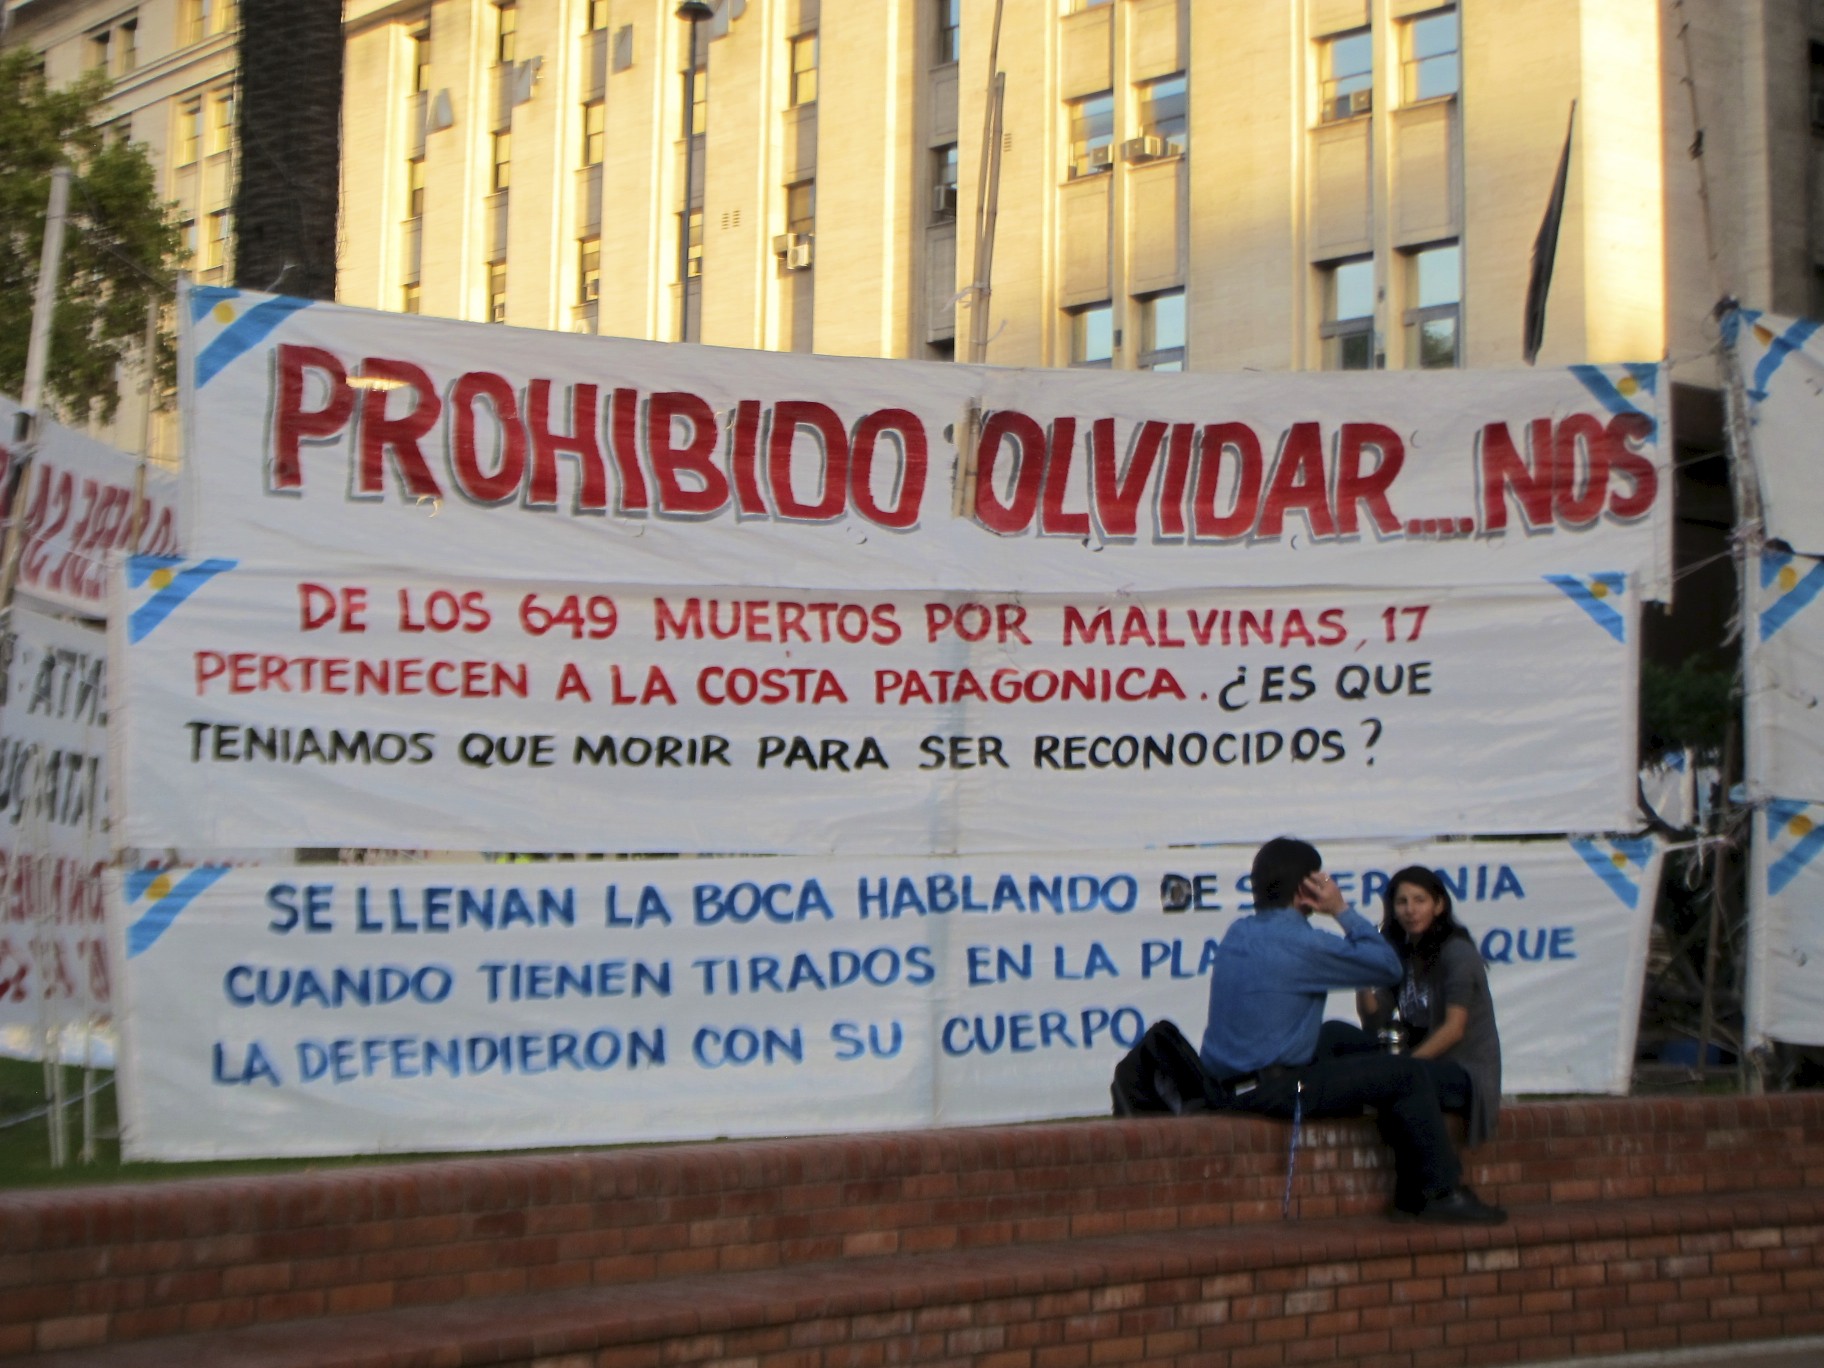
[1226,1032,1462,1199]
[1317,1020,1475,1119]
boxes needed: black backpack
[1110,1019,1212,1116]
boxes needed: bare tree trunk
[233,0,343,299]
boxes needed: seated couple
[1199,836,1505,1225]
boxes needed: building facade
[5,0,1824,441]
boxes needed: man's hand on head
[1297,870,1348,918]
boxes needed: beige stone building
[6,0,1824,434]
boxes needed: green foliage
[0,49,183,423]
[1641,656,1735,759]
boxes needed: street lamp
[676,0,713,342]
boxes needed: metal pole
[131,297,160,551]
[0,165,73,618]
[676,9,705,343]
[952,0,1007,520]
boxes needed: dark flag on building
[1523,101,1577,365]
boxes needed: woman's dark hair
[1251,837,1323,910]
[1378,865,1465,970]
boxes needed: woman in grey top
[1358,865,1503,1148]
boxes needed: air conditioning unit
[490,300,507,323]
[1088,143,1115,169]
[931,183,958,219]
[1121,134,1169,163]
[583,276,600,301]
[774,231,813,268]
[686,252,703,278]
[1347,87,1372,116]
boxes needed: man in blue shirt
[1202,837,1505,1224]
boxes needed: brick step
[7,1095,1824,1360]
[23,1189,1824,1368]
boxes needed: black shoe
[1411,1185,1507,1225]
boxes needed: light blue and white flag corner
[123,865,231,958]
[126,556,237,643]
[1766,799,1824,898]
[1546,572,1628,642]
[1758,548,1824,643]
[188,285,316,390]
[1570,835,1655,908]
[1568,362,1659,436]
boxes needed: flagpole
[0,165,73,621]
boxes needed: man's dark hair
[1251,837,1322,911]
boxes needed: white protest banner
[180,286,1672,596]
[112,558,1642,852]
[1747,799,1824,1048]
[1747,548,1824,805]
[111,838,1657,1160]
[1727,308,1824,557]
[0,604,110,1038]
[0,395,181,617]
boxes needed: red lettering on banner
[768,400,849,521]
[1335,423,1404,536]
[850,409,926,530]
[271,344,355,490]
[608,387,650,511]
[1191,423,1263,540]
[354,358,442,498]
[1605,413,1657,519]
[730,399,767,514]
[1258,422,1337,540]
[1479,418,1558,531]
[1090,418,1165,539]
[647,391,726,514]
[1155,423,1195,538]
[1040,418,1090,537]
[526,380,606,510]
[974,411,1046,535]
[450,372,526,504]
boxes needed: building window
[178,99,202,164]
[1403,8,1459,103]
[1139,290,1185,371]
[1137,73,1187,156]
[120,18,138,72]
[786,180,816,237]
[580,238,601,302]
[1067,91,1114,178]
[1319,29,1373,122]
[495,1,517,66]
[89,29,111,72]
[931,143,958,220]
[180,217,197,262]
[184,0,212,45]
[491,131,511,191]
[1321,257,1375,369]
[1069,303,1113,368]
[488,262,508,322]
[403,282,421,314]
[789,33,818,107]
[936,0,959,64]
[689,61,707,136]
[589,0,609,31]
[209,88,234,156]
[1404,241,1460,368]
[686,209,704,277]
[204,208,230,269]
[583,99,605,165]
[408,157,426,218]
[411,25,432,93]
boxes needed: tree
[0,48,183,423]
[233,0,344,300]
